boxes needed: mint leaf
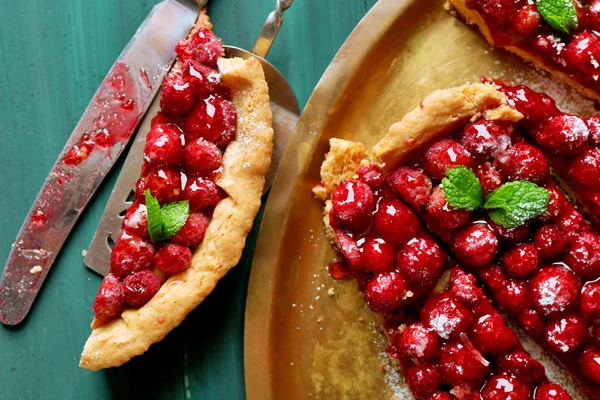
[484,181,550,228]
[145,190,163,242]
[537,0,578,34]
[442,166,483,211]
[161,201,189,240]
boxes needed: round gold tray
[244,0,596,398]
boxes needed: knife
[0,0,203,326]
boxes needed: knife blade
[0,0,200,326]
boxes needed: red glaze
[121,202,149,241]
[497,351,546,386]
[360,237,396,273]
[579,347,600,384]
[488,219,531,244]
[331,180,375,232]
[160,71,196,116]
[471,313,517,355]
[569,147,600,190]
[122,270,161,307]
[327,259,351,280]
[373,198,420,246]
[154,243,192,274]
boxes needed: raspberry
[397,237,446,285]
[565,232,600,279]
[475,0,517,24]
[183,175,221,211]
[160,71,196,116]
[533,383,572,400]
[389,167,432,209]
[328,259,351,280]
[425,393,454,400]
[449,268,483,304]
[545,314,587,354]
[533,224,566,260]
[438,341,489,388]
[146,167,183,204]
[406,363,440,398]
[373,198,420,246]
[581,281,600,320]
[520,309,545,335]
[579,346,600,384]
[92,273,123,323]
[110,233,155,279]
[496,83,560,127]
[356,164,386,189]
[569,147,600,190]
[494,142,549,184]
[502,243,540,278]
[182,59,221,98]
[364,271,409,314]
[564,32,600,75]
[397,323,441,360]
[122,202,149,241]
[154,243,192,274]
[496,279,533,313]
[426,186,471,229]
[534,115,589,157]
[459,119,512,159]
[150,111,182,128]
[476,162,503,196]
[530,33,565,59]
[360,237,396,274]
[537,186,567,223]
[589,1,600,32]
[331,180,375,232]
[555,205,590,244]
[143,124,185,168]
[424,139,473,180]
[588,115,600,145]
[184,138,223,175]
[530,266,580,318]
[481,374,530,400]
[453,223,499,267]
[175,27,223,66]
[170,212,209,247]
[488,219,530,244]
[512,4,541,37]
[471,313,517,356]
[182,94,237,148]
[478,264,508,291]
[134,176,148,203]
[497,351,546,385]
[334,229,362,269]
[421,293,474,340]
[122,270,161,306]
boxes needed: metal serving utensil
[84,0,299,276]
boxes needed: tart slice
[449,0,600,103]
[79,11,273,370]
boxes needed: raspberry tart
[79,11,273,370]
[314,82,600,398]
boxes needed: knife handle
[251,0,293,58]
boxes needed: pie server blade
[84,0,299,277]
[0,0,203,326]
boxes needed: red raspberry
[328,259,351,280]
[406,363,440,398]
[569,147,600,190]
[537,186,567,223]
[533,224,566,260]
[364,271,409,313]
[421,293,474,340]
[175,27,223,66]
[481,374,530,400]
[426,186,471,229]
[534,115,589,157]
[520,308,546,336]
[373,198,419,246]
[122,270,161,306]
[134,176,148,203]
[497,351,546,385]
[545,314,587,354]
[449,268,484,304]
[170,212,209,247]
[530,33,565,59]
[360,237,396,273]
[146,167,182,204]
[494,142,549,184]
[564,32,600,75]
[581,281,600,320]
[476,162,503,196]
[478,264,508,291]
[425,393,454,400]
[397,237,446,285]
[475,0,517,24]
[530,266,580,318]
[579,346,600,384]
[533,383,572,400]
[424,139,473,180]
[488,219,530,244]
[460,119,512,159]
[555,205,590,244]
[110,233,155,279]
[502,243,540,278]
[471,313,517,356]
[154,243,192,274]
[150,111,182,128]
[331,180,375,232]
[356,164,385,189]
[182,59,221,98]
[183,175,220,211]
[184,138,223,175]
[588,115,600,145]
[92,273,123,323]
[389,167,432,209]
[160,71,196,116]
[397,323,441,360]
[334,229,362,269]
[512,4,541,37]
[122,202,149,241]
[453,223,499,267]
[594,324,600,346]
[565,232,600,279]
[183,94,237,148]
[143,124,185,168]
[589,1,600,32]
[438,341,489,387]
[496,279,533,313]
[496,83,560,127]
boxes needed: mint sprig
[537,0,578,35]
[442,166,483,211]
[144,190,189,242]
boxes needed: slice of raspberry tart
[79,11,273,370]
[314,82,599,398]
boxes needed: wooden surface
[0,0,377,398]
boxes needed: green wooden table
[0,1,376,398]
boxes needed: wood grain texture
[0,0,377,398]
